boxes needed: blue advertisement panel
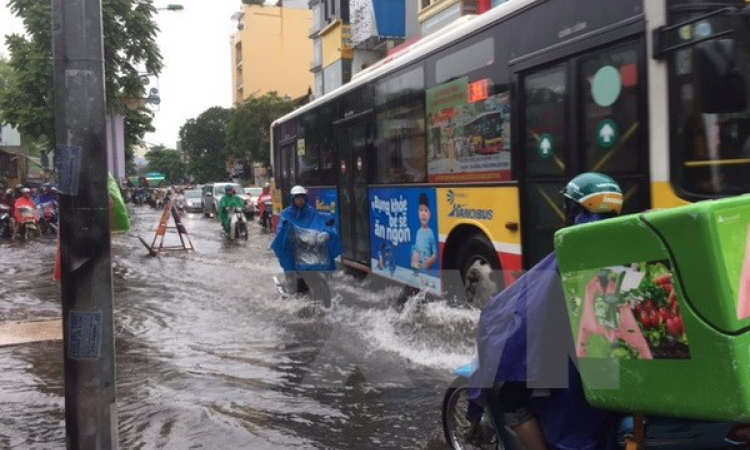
[369,187,440,294]
[307,187,340,231]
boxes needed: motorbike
[37,201,58,235]
[0,204,12,239]
[17,205,40,240]
[133,190,147,205]
[442,359,750,450]
[273,224,334,308]
[225,206,248,241]
[260,199,273,232]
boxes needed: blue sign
[307,187,340,232]
[373,0,406,38]
[369,188,440,294]
[68,311,102,360]
[55,145,82,196]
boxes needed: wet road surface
[0,205,479,449]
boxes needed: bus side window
[374,102,426,184]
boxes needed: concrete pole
[52,0,118,448]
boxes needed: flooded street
[0,205,479,449]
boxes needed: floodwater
[0,206,480,449]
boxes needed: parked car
[201,182,252,219]
[244,187,263,216]
[183,189,203,213]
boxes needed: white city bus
[271,0,750,301]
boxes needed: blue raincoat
[271,198,343,272]
[469,211,617,450]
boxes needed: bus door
[335,116,372,267]
[516,38,650,267]
[277,138,298,208]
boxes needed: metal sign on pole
[52,0,118,448]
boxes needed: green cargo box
[554,194,750,422]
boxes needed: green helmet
[562,172,623,215]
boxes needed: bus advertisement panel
[307,187,339,224]
[369,188,440,294]
[426,77,511,183]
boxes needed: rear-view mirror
[694,39,748,114]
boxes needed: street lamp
[156,4,184,11]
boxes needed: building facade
[308,0,353,97]
[419,0,511,36]
[231,5,314,105]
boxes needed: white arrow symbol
[540,138,552,154]
[600,124,615,143]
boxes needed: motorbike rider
[0,188,14,208]
[257,183,273,223]
[219,184,245,234]
[0,188,15,223]
[271,185,343,291]
[13,187,37,238]
[469,172,624,450]
[38,185,56,204]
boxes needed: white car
[201,182,252,218]
[244,187,263,215]
[183,189,203,213]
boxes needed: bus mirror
[694,39,748,114]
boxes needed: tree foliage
[242,0,266,5]
[225,92,293,169]
[179,107,231,183]
[145,145,186,183]
[0,57,12,92]
[0,0,163,153]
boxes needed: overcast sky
[1,0,244,148]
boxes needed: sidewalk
[0,318,62,347]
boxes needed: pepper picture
[564,260,690,360]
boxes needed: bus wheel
[457,234,503,309]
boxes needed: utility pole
[52,0,118,448]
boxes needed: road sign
[538,134,554,158]
[597,119,620,149]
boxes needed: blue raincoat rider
[271,185,343,276]
[469,172,625,450]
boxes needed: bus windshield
[671,37,750,197]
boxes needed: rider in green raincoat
[219,185,245,234]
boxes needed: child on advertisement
[411,193,437,271]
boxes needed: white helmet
[290,185,307,197]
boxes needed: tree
[242,0,265,5]
[225,92,293,170]
[0,0,163,157]
[179,107,231,183]
[0,57,11,92]
[145,145,186,183]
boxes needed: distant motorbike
[0,204,12,239]
[441,358,750,450]
[273,224,333,308]
[134,190,147,205]
[37,201,58,235]
[17,205,40,240]
[260,199,273,232]
[225,206,248,241]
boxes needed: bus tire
[456,234,503,309]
